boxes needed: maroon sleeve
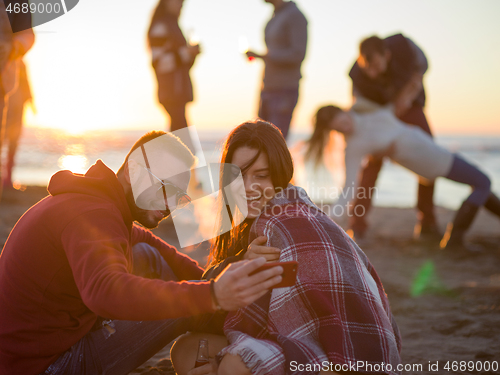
[61,209,213,320]
[131,224,204,281]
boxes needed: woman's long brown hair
[209,120,294,266]
[304,105,342,167]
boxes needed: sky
[22,0,500,135]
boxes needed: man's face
[126,150,191,229]
[358,51,390,79]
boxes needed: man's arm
[393,72,423,116]
[407,38,428,75]
[391,37,427,115]
[62,209,214,320]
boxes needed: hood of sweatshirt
[47,160,133,227]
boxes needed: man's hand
[393,73,423,117]
[213,257,283,311]
[246,50,264,60]
[244,235,280,261]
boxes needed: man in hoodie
[246,0,308,140]
[0,131,283,375]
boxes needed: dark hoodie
[0,161,212,375]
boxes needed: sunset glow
[22,0,500,135]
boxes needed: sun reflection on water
[57,144,89,174]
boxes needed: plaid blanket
[219,185,402,375]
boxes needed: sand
[1,187,499,375]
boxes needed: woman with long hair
[170,120,402,375]
[148,0,200,153]
[305,104,500,251]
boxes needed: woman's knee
[218,354,252,375]
[171,332,229,375]
[171,333,199,375]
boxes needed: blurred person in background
[2,60,32,190]
[0,0,34,200]
[246,0,308,140]
[348,34,436,242]
[306,104,500,253]
[148,0,200,155]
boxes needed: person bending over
[305,104,500,252]
[348,34,437,241]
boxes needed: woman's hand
[244,236,281,261]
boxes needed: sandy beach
[1,187,499,375]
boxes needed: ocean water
[5,127,500,211]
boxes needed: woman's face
[164,0,183,17]
[329,111,354,135]
[231,146,275,219]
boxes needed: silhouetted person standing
[148,0,200,153]
[348,34,438,241]
[246,0,307,140]
[0,0,34,200]
[2,61,31,190]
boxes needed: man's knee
[132,243,159,276]
[132,243,176,281]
